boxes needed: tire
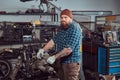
[0,59,11,79]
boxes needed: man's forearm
[43,39,55,51]
[55,48,72,59]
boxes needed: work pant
[55,60,80,80]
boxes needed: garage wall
[52,0,120,14]
[0,0,120,14]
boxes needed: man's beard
[60,21,69,28]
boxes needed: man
[37,9,82,80]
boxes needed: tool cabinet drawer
[109,66,120,74]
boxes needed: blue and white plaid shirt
[52,21,82,64]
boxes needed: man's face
[60,15,72,28]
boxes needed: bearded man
[37,9,82,80]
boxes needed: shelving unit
[0,13,58,22]
[39,26,58,46]
[95,15,120,33]
[83,15,120,79]
[0,12,59,44]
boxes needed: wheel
[0,59,11,79]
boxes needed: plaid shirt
[52,21,82,63]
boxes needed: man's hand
[37,49,44,59]
[47,56,56,64]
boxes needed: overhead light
[20,0,34,2]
